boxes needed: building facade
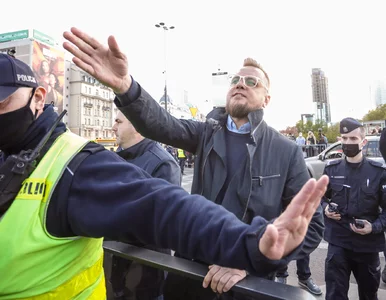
[68,63,114,139]
[311,68,331,123]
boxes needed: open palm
[63,27,130,93]
[259,175,328,260]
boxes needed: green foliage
[362,104,386,122]
[295,119,340,143]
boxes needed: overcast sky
[1,0,385,129]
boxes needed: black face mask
[0,90,37,153]
[342,143,362,158]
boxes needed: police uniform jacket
[322,157,386,252]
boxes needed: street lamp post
[155,22,175,112]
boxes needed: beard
[225,101,251,118]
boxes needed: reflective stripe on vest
[0,131,106,300]
[18,256,105,300]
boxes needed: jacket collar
[116,138,154,160]
[206,107,267,144]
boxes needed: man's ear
[33,87,47,110]
[262,94,271,108]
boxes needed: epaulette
[325,159,342,167]
[368,159,386,169]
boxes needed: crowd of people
[1,26,386,300]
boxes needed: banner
[32,41,65,114]
[0,30,28,43]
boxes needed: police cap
[340,117,363,134]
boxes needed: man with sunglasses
[0,51,330,299]
[63,27,324,300]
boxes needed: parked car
[305,135,384,179]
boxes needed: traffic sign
[189,107,198,118]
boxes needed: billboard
[32,41,65,114]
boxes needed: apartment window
[102,120,105,126]
[96,89,99,95]
[89,87,91,94]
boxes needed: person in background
[323,118,386,300]
[109,111,181,300]
[177,148,187,175]
[296,132,306,146]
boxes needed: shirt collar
[226,115,251,134]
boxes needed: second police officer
[323,118,386,300]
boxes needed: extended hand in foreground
[259,175,329,260]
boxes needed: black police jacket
[322,157,386,252]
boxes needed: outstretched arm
[63,27,204,153]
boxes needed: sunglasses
[229,75,268,91]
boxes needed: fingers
[303,175,329,220]
[350,223,364,234]
[281,178,317,220]
[63,40,95,68]
[70,27,101,50]
[107,36,125,58]
[72,57,95,77]
[259,224,281,260]
[203,265,220,288]
[203,266,245,294]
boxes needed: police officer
[177,148,186,175]
[323,117,386,300]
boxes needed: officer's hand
[324,205,341,220]
[350,219,372,235]
[259,175,328,260]
[202,265,246,294]
[63,28,131,94]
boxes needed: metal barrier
[103,241,317,300]
[300,144,327,158]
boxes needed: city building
[68,63,115,139]
[0,29,69,125]
[0,29,115,140]
[370,79,386,107]
[311,68,331,123]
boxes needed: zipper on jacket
[252,174,281,186]
[241,151,254,222]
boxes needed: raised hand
[63,27,131,94]
[259,175,329,260]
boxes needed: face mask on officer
[0,53,40,153]
[0,90,37,152]
[342,140,364,158]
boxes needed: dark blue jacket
[114,80,324,261]
[0,105,302,277]
[117,138,181,186]
[322,157,386,252]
